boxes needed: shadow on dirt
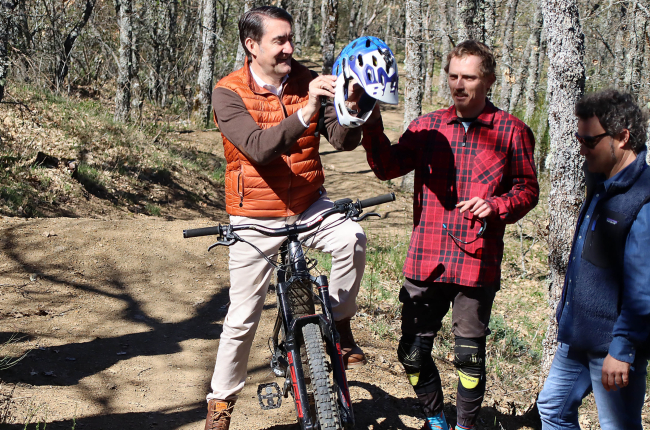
[1,404,207,429]
[0,223,230,388]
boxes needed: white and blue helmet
[331,36,399,128]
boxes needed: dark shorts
[399,278,497,339]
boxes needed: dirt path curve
[0,109,437,430]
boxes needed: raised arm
[360,113,422,181]
[212,87,307,166]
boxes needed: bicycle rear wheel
[302,323,341,430]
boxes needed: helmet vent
[372,56,378,67]
[366,39,371,48]
[358,54,363,66]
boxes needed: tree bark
[384,0,393,42]
[524,9,544,123]
[400,0,424,192]
[320,0,338,74]
[498,0,518,111]
[437,0,452,103]
[483,0,495,47]
[194,0,217,127]
[114,0,133,122]
[423,2,435,105]
[612,2,627,89]
[623,1,646,93]
[234,0,254,71]
[305,0,316,47]
[0,0,17,104]
[456,0,481,42]
[509,4,542,114]
[540,0,586,381]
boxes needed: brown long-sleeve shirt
[212,87,362,166]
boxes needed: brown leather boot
[204,399,235,430]
[335,317,366,369]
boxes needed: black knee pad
[397,335,439,391]
[453,336,486,397]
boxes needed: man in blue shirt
[537,89,650,429]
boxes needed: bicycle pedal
[257,382,282,410]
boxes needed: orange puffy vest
[214,60,324,217]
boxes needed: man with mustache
[203,6,368,430]
[360,40,539,429]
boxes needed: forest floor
[0,64,648,429]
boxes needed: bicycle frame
[270,234,354,430]
[183,192,396,430]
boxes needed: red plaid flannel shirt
[362,101,539,286]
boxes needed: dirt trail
[0,108,540,430]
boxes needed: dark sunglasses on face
[575,132,609,149]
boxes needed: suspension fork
[276,273,316,429]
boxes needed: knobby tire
[302,323,341,430]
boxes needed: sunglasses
[575,132,609,149]
[443,218,487,245]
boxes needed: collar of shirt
[249,67,289,96]
[446,99,497,127]
[601,161,633,193]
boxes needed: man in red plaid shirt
[360,40,539,430]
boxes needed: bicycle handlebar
[183,192,395,240]
[358,193,396,209]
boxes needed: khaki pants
[207,194,367,401]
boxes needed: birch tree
[541,0,586,379]
[400,0,424,192]
[321,0,338,74]
[114,0,133,122]
[194,0,217,126]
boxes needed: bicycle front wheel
[302,323,341,430]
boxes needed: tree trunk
[194,0,217,127]
[456,0,481,41]
[305,0,316,47]
[293,0,305,55]
[400,0,424,192]
[384,0,392,41]
[234,0,254,71]
[55,0,96,91]
[483,0,495,47]
[524,10,544,123]
[613,2,627,89]
[498,0,518,111]
[0,0,17,104]
[509,4,542,114]
[623,2,646,93]
[114,0,133,122]
[540,0,586,381]
[437,0,452,103]
[423,2,435,105]
[320,0,338,74]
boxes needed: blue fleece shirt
[559,161,650,363]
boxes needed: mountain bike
[183,193,396,430]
